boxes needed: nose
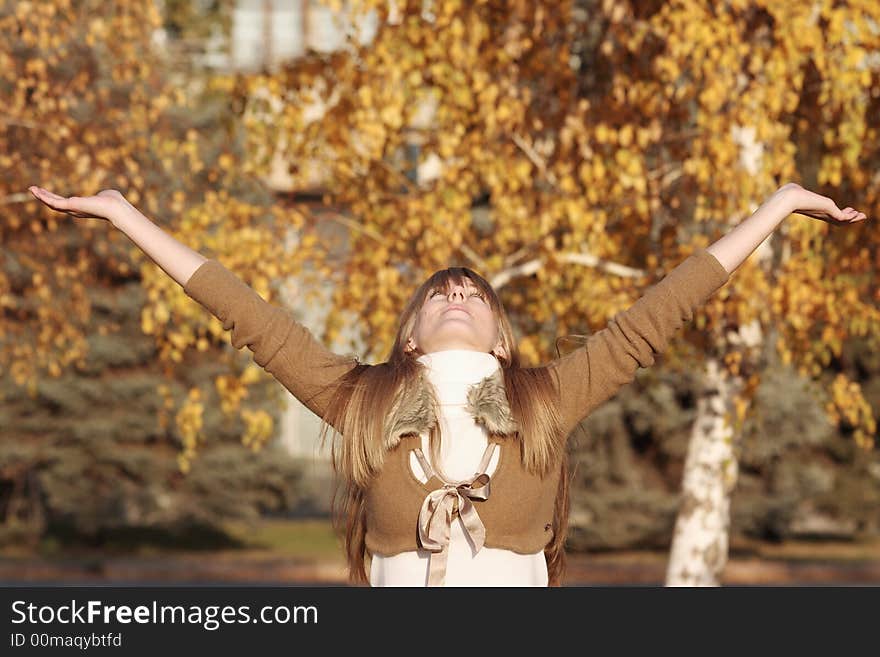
[447,286,466,302]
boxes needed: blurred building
[157,2,438,473]
[230,0,379,71]
[228,2,375,465]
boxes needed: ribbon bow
[417,473,491,587]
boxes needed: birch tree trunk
[665,357,744,586]
[666,124,767,584]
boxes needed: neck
[416,349,500,407]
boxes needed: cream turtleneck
[368,349,549,587]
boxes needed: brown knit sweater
[183,247,731,554]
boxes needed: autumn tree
[621,0,880,584]
[7,0,877,579]
[0,0,312,546]
[235,0,879,584]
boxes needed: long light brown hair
[319,266,572,586]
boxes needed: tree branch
[458,243,488,272]
[512,133,559,187]
[490,251,644,290]
[323,211,383,242]
[0,117,46,130]
[1,193,33,206]
[376,159,416,193]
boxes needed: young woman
[27,183,867,586]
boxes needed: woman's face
[407,278,503,356]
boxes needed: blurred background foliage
[1,0,878,578]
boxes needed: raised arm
[28,186,361,422]
[547,247,730,437]
[29,186,206,286]
[181,258,360,420]
[705,182,866,272]
[547,183,868,438]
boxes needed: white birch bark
[665,357,743,586]
[665,124,772,585]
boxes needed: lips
[443,305,470,315]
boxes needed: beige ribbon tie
[417,473,491,586]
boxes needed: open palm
[28,186,129,222]
[778,183,868,226]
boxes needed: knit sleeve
[183,259,361,422]
[545,247,731,438]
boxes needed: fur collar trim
[384,367,518,450]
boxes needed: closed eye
[428,287,487,301]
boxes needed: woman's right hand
[28,186,132,224]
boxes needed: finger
[44,191,69,204]
[30,187,67,204]
[39,194,75,213]
[40,193,71,210]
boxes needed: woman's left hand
[775,182,868,226]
